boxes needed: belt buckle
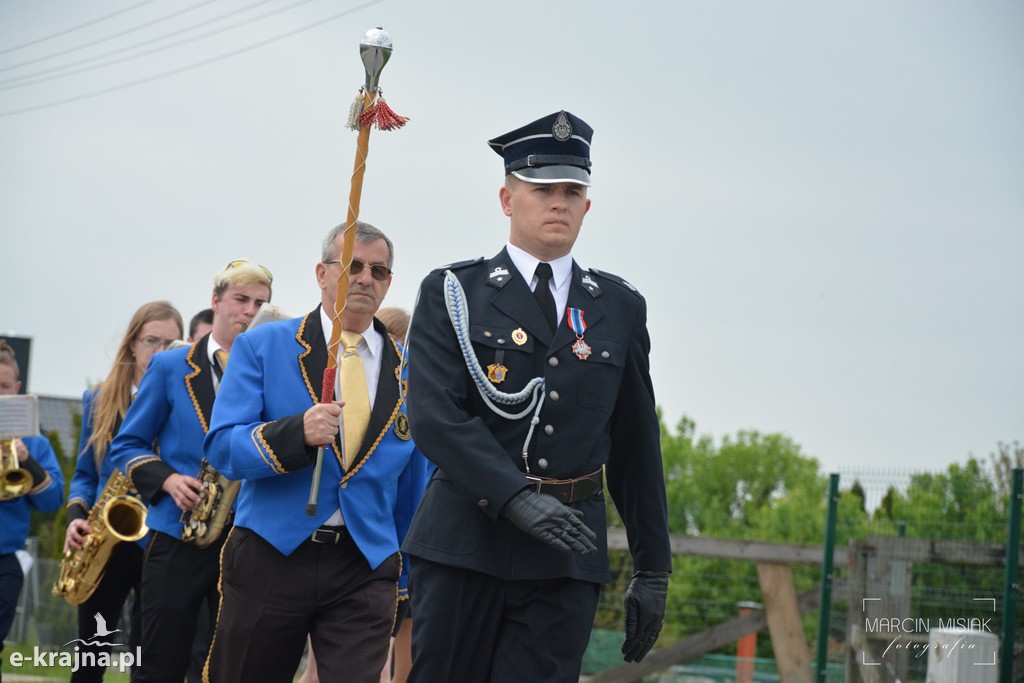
[524,475,545,494]
[311,528,340,544]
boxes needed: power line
[0,0,320,90]
[0,0,224,74]
[0,0,384,117]
[0,0,164,56]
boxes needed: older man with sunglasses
[110,259,272,683]
[203,222,430,683]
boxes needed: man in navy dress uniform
[402,110,672,682]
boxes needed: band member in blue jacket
[0,341,64,661]
[110,260,272,683]
[402,111,672,683]
[64,301,183,683]
[204,222,429,683]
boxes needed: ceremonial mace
[307,26,408,516]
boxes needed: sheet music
[0,394,40,438]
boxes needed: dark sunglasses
[323,257,392,281]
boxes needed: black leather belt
[310,525,348,544]
[525,468,603,504]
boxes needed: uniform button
[484,331,492,338]
[544,425,554,436]
[538,458,549,469]
[341,482,348,489]
[497,338,506,345]
[477,499,489,508]
[548,357,559,367]
[601,351,610,359]
[549,390,559,401]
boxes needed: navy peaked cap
[487,110,593,186]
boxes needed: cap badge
[552,112,572,142]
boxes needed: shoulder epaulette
[587,267,643,297]
[434,256,484,274]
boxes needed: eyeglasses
[323,258,393,282]
[225,259,274,283]
[137,336,176,350]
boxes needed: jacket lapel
[487,249,556,346]
[184,335,215,433]
[554,262,606,347]
[297,307,342,460]
[345,318,403,475]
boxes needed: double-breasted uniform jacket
[0,435,64,554]
[402,248,672,583]
[110,335,220,538]
[203,307,429,591]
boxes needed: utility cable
[0,0,383,117]
[0,0,219,69]
[0,0,318,90]
[0,0,163,56]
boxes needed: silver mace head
[360,26,392,93]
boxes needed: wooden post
[756,562,813,683]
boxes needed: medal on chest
[566,308,591,360]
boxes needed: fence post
[815,473,840,681]
[1000,468,1022,683]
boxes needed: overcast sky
[2,0,1021,476]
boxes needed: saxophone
[53,470,148,605]
[180,458,240,548]
[0,438,33,500]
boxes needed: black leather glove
[500,489,598,555]
[622,570,669,662]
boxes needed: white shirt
[506,242,573,328]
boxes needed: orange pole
[736,601,762,683]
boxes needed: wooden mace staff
[307,26,406,515]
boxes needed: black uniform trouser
[136,531,222,683]
[407,557,601,683]
[206,526,398,683]
[71,541,144,683]
[0,553,24,665]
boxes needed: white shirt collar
[505,242,573,290]
[318,306,382,362]
[206,334,225,368]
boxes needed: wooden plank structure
[593,530,1021,683]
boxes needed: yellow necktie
[339,331,370,469]
[214,349,229,373]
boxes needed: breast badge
[567,308,592,360]
[394,413,412,440]
[487,363,508,384]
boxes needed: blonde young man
[110,259,272,683]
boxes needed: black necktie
[533,262,557,332]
